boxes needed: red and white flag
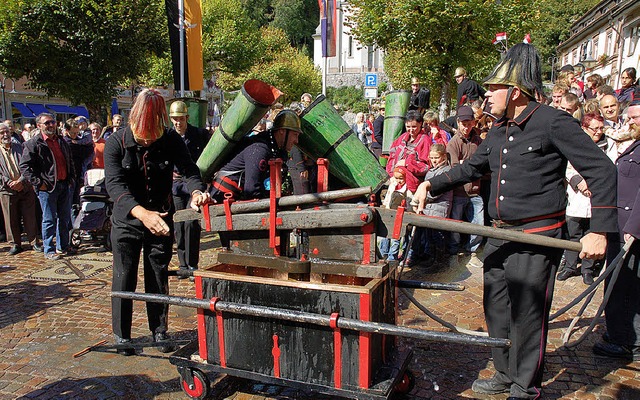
[523,33,531,44]
[492,32,507,44]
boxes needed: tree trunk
[438,82,451,122]
[86,103,105,126]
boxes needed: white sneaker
[468,252,483,268]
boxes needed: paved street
[1,234,640,399]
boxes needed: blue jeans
[37,181,72,254]
[378,237,401,261]
[448,195,484,254]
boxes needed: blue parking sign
[365,73,378,87]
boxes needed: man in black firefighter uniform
[168,101,210,278]
[409,77,430,115]
[210,109,301,202]
[415,43,617,399]
[455,66,486,106]
[105,89,208,355]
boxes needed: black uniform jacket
[170,123,210,196]
[615,139,640,240]
[104,126,205,225]
[456,78,486,106]
[211,131,286,200]
[430,101,618,234]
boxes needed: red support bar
[361,222,375,264]
[392,205,406,240]
[202,204,211,232]
[269,159,283,255]
[223,198,234,230]
[330,313,342,389]
[358,293,372,388]
[317,158,329,193]
[195,277,208,361]
[272,334,281,378]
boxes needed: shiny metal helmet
[169,101,189,117]
[483,43,542,99]
[454,67,466,77]
[273,109,301,132]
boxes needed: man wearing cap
[105,89,208,355]
[455,67,486,106]
[409,77,430,115]
[169,101,211,278]
[210,109,301,203]
[415,43,617,399]
[445,106,484,267]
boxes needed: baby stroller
[70,169,113,251]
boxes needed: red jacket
[386,131,431,190]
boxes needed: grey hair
[0,123,11,132]
[36,113,55,125]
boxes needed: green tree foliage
[202,0,263,75]
[347,0,599,109]
[528,0,600,79]
[0,0,166,117]
[326,86,369,114]
[216,26,321,103]
[271,0,319,50]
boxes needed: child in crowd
[379,165,417,261]
[424,111,451,145]
[412,144,453,265]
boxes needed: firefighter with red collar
[209,109,301,202]
[415,43,617,399]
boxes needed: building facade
[312,0,387,88]
[556,0,639,89]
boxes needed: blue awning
[71,106,89,118]
[46,104,75,114]
[11,102,35,118]
[46,104,89,118]
[26,103,50,116]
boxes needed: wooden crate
[193,264,397,391]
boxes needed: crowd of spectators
[0,114,123,259]
[377,66,639,277]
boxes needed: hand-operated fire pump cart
[111,81,597,400]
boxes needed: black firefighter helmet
[483,43,543,99]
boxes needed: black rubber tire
[394,370,415,395]
[180,369,210,400]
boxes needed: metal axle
[112,291,510,349]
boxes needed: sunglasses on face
[42,120,56,126]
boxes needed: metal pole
[0,78,6,121]
[378,208,583,252]
[111,291,511,348]
[173,186,372,222]
[322,56,327,96]
[178,0,185,97]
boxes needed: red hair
[581,113,604,128]
[129,88,168,140]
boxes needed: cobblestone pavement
[1,235,640,400]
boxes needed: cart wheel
[394,370,415,394]
[180,369,210,400]
[70,230,82,248]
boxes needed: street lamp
[548,56,558,83]
[0,75,6,121]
